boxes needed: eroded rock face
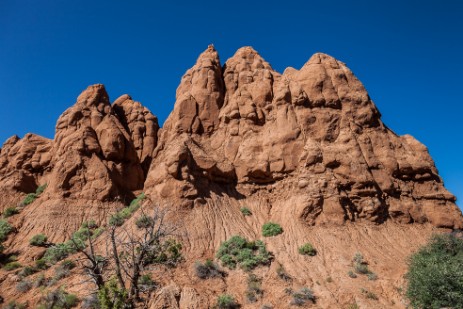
[145,46,462,228]
[0,134,52,207]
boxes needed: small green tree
[262,222,283,237]
[406,233,463,308]
[30,234,48,246]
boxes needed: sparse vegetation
[4,261,22,271]
[195,259,223,279]
[262,222,283,237]
[20,184,47,207]
[30,233,48,246]
[16,279,32,292]
[3,207,19,218]
[298,243,317,256]
[240,207,252,216]
[361,288,378,300]
[276,263,291,281]
[405,233,463,309]
[39,288,79,308]
[347,270,357,278]
[0,219,13,242]
[18,265,38,278]
[216,236,272,271]
[290,287,315,306]
[109,193,145,226]
[53,259,76,281]
[216,294,239,309]
[245,274,263,303]
[4,301,27,309]
[367,272,378,281]
[135,214,154,229]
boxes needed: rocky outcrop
[145,45,462,229]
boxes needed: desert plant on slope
[30,233,48,246]
[298,243,317,256]
[20,184,47,207]
[290,287,315,306]
[3,261,22,271]
[216,236,272,271]
[262,222,283,237]
[245,273,263,303]
[240,207,252,216]
[406,233,463,309]
[216,294,239,309]
[195,259,224,279]
[38,288,79,309]
[0,219,13,242]
[3,207,19,218]
[109,193,145,227]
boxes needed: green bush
[35,258,50,270]
[135,215,154,229]
[262,222,283,237]
[245,274,263,303]
[3,207,19,218]
[16,280,32,292]
[195,259,223,279]
[40,288,79,308]
[216,236,272,271]
[35,184,47,195]
[216,294,239,309]
[0,219,13,242]
[298,243,317,256]
[18,265,37,277]
[406,233,463,309]
[30,233,48,246]
[347,270,357,278]
[4,301,27,309]
[4,261,22,271]
[109,193,145,227]
[240,207,252,216]
[290,287,315,306]
[98,279,128,309]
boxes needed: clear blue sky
[1,1,462,205]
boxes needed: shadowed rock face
[145,45,462,229]
[0,45,461,228]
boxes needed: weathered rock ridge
[0,45,461,228]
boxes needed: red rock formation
[145,45,462,229]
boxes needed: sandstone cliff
[0,45,461,308]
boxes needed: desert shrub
[43,242,73,264]
[40,288,79,308]
[144,239,183,267]
[216,236,272,271]
[4,301,27,309]
[352,252,375,276]
[367,272,378,281]
[81,220,98,229]
[30,233,48,246]
[240,207,252,216]
[276,264,291,281]
[18,265,37,277]
[0,219,13,242]
[216,294,239,309]
[16,280,32,292]
[347,270,357,278]
[4,261,22,271]
[138,274,156,292]
[290,287,315,306]
[262,222,283,237]
[98,279,128,309]
[298,243,317,256]
[21,193,37,206]
[361,288,378,300]
[109,193,145,227]
[3,207,19,218]
[245,274,263,303]
[135,215,154,229]
[53,260,75,281]
[346,302,359,309]
[195,259,223,279]
[35,184,47,195]
[405,233,463,309]
[35,259,50,270]
[34,273,48,288]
